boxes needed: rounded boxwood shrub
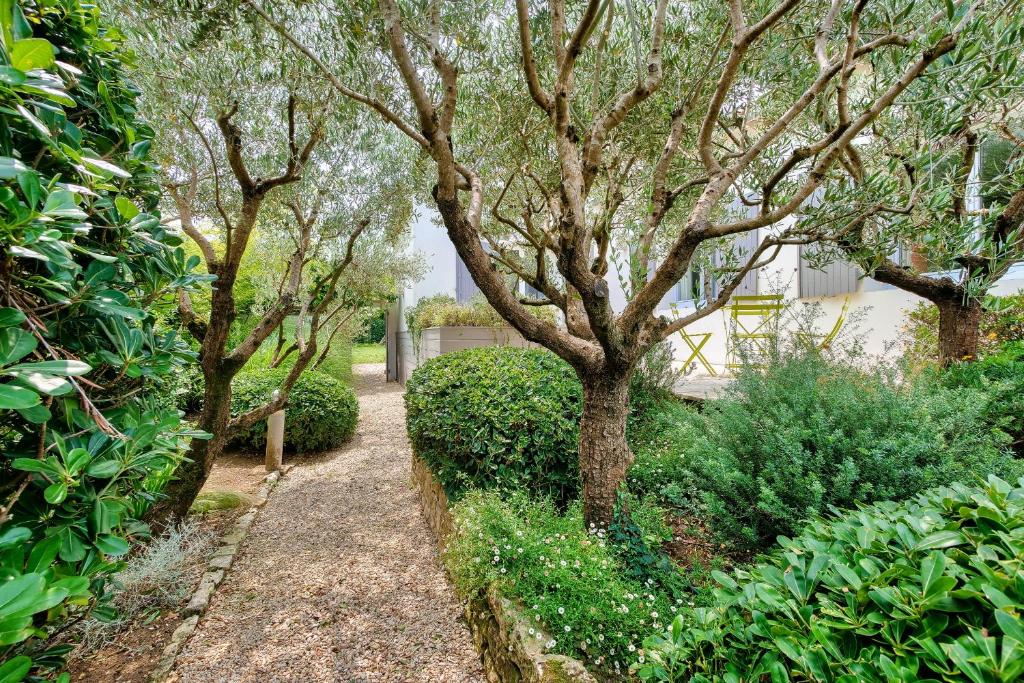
[231,368,358,454]
[405,346,583,502]
[639,476,1024,682]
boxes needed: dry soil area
[172,364,483,682]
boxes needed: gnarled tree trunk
[937,297,983,367]
[578,372,632,529]
[145,366,235,527]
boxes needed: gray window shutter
[733,230,759,296]
[799,245,861,297]
[455,254,480,303]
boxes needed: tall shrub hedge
[640,476,1024,682]
[231,368,358,454]
[0,1,207,678]
[405,346,583,502]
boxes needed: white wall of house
[389,204,1024,381]
[396,205,459,333]
[654,240,1024,375]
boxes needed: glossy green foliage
[0,1,207,678]
[230,368,358,454]
[405,347,583,504]
[639,476,1024,683]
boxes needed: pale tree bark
[148,98,366,526]
[252,0,972,527]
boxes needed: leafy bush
[904,294,1024,366]
[941,340,1024,456]
[632,351,1022,551]
[405,294,505,332]
[0,1,208,678]
[406,347,583,502]
[639,476,1024,682]
[627,399,706,514]
[230,368,358,454]
[446,490,688,678]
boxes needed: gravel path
[174,365,484,683]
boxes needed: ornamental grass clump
[446,490,688,678]
[638,476,1024,682]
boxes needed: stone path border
[147,466,291,683]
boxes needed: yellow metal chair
[669,302,717,376]
[796,297,851,350]
[726,294,784,369]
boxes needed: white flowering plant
[445,490,701,676]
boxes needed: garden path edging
[412,454,596,683]
[147,465,292,683]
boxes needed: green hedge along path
[172,365,483,682]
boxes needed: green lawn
[352,343,386,365]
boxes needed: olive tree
[120,7,419,521]
[803,120,1024,366]
[255,0,1015,527]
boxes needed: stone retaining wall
[411,454,596,683]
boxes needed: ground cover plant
[445,490,691,678]
[0,0,207,677]
[231,368,358,454]
[638,475,1024,682]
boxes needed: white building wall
[397,204,457,332]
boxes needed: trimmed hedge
[231,368,358,454]
[405,346,583,502]
[640,476,1024,682]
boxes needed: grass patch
[352,343,385,365]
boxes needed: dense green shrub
[0,1,208,677]
[231,368,358,454]
[941,340,1024,456]
[631,351,1022,551]
[406,347,583,502]
[446,490,687,678]
[639,476,1024,682]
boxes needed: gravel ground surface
[173,364,484,682]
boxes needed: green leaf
[915,530,965,551]
[16,402,51,423]
[82,156,130,179]
[0,655,31,683]
[85,459,119,478]
[0,384,40,409]
[10,38,55,72]
[43,482,68,505]
[0,309,26,328]
[6,359,90,376]
[94,534,129,556]
[0,327,36,365]
[0,157,29,180]
[0,527,30,550]
[114,196,139,220]
[920,551,947,596]
[41,189,86,219]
